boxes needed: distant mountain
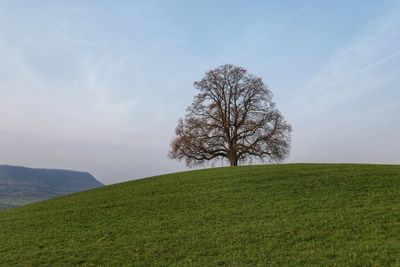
[0,165,103,209]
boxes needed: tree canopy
[169,64,292,166]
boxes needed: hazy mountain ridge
[0,165,103,209]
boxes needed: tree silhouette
[169,64,292,167]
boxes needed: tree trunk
[229,155,238,166]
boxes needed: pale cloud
[293,9,400,104]
[0,1,399,183]
[287,2,400,164]
[0,1,205,183]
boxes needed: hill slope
[0,165,103,208]
[1,164,400,266]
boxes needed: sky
[0,0,399,184]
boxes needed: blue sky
[0,0,399,184]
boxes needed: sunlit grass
[1,164,400,266]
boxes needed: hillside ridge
[0,164,103,209]
[1,164,400,266]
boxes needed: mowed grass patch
[1,164,400,266]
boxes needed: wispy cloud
[292,2,400,103]
[287,2,400,164]
[0,2,192,182]
[0,1,398,182]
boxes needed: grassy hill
[1,164,400,266]
[0,165,103,209]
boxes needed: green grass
[1,164,400,266]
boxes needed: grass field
[1,164,400,266]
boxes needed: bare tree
[169,64,292,167]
